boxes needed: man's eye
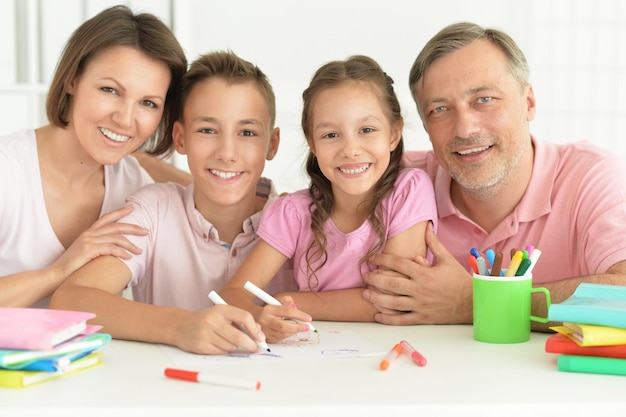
[478,97,492,104]
[433,106,446,113]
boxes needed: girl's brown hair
[300,55,404,289]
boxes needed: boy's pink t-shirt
[257,168,437,292]
[403,137,626,284]
[120,179,296,310]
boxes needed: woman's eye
[141,100,157,109]
[101,86,117,94]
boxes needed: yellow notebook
[0,353,101,389]
[551,322,626,347]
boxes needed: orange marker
[379,342,403,371]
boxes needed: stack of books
[0,308,110,388]
[546,283,626,376]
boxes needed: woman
[0,5,187,307]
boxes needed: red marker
[400,340,427,366]
[467,255,479,274]
[164,368,261,390]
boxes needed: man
[363,22,626,329]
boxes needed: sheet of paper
[161,330,385,367]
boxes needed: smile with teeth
[339,164,370,175]
[100,127,130,142]
[456,145,491,155]
[210,169,242,180]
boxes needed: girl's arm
[276,221,429,322]
[220,240,312,342]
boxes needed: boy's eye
[361,127,374,134]
[240,130,257,137]
[198,128,216,134]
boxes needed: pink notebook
[0,308,96,350]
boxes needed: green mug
[473,273,551,343]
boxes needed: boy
[51,51,295,355]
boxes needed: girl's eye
[141,100,157,109]
[322,132,338,139]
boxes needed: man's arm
[133,152,191,185]
[531,260,626,331]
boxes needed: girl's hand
[175,305,265,354]
[258,295,313,343]
[49,205,148,281]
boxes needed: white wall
[3,0,625,193]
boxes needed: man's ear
[266,127,280,160]
[172,121,187,155]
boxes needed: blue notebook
[548,283,626,329]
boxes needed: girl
[0,5,188,307]
[220,55,437,342]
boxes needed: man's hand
[363,222,473,325]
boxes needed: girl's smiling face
[307,80,402,203]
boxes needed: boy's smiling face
[173,77,279,216]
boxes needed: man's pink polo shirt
[403,137,626,284]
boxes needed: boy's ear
[172,121,187,155]
[266,127,280,160]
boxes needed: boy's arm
[282,221,429,322]
[49,256,262,354]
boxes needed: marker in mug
[505,250,523,277]
[164,368,261,391]
[490,252,503,277]
[379,342,403,371]
[243,281,318,333]
[400,340,427,366]
[208,290,271,353]
[525,248,542,274]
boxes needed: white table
[1,322,624,416]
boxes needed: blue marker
[470,247,481,259]
[485,249,495,268]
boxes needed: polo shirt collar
[435,135,554,224]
